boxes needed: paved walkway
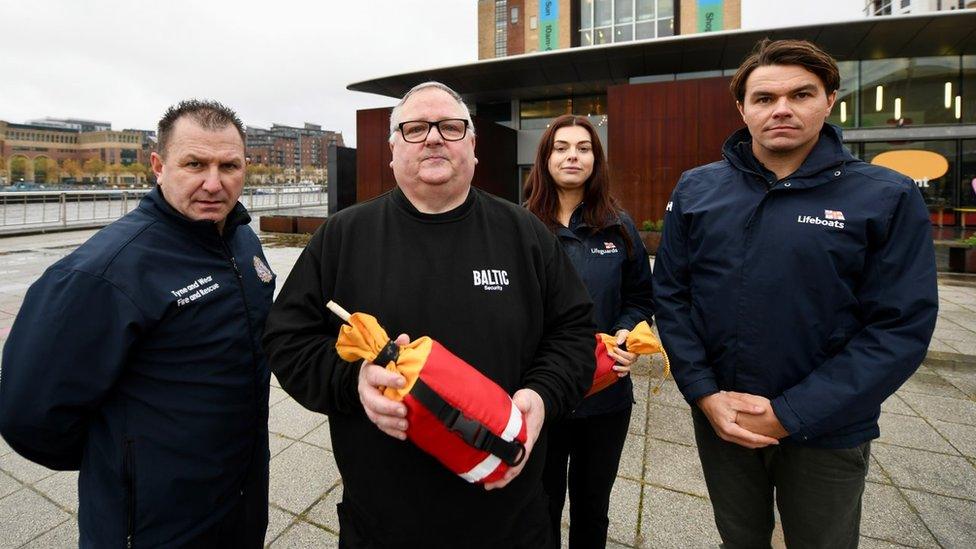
[0,224,974,548]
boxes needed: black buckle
[373,339,400,367]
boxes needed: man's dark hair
[156,99,246,157]
[730,39,840,103]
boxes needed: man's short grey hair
[388,81,475,142]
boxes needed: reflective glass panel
[635,21,654,39]
[860,57,961,127]
[963,56,974,124]
[962,139,976,209]
[862,140,956,208]
[657,0,673,18]
[615,0,633,24]
[636,0,654,21]
[595,0,612,27]
[657,17,673,37]
[614,24,634,42]
[827,60,859,129]
[581,0,593,28]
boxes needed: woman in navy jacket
[525,114,654,548]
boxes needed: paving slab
[301,421,333,451]
[606,477,641,546]
[270,520,339,548]
[269,432,295,458]
[268,442,341,515]
[617,433,645,481]
[639,486,720,549]
[877,412,958,454]
[871,443,976,500]
[898,370,971,399]
[866,455,891,485]
[643,438,708,498]
[306,483,343,533]
[0,488,70,548]
[0,472,20,500]
[881,393,918,416]
[267,397,327,440]
[898,391,976,426]
[0,452,57,485]
[902,489,976,549]
[859,482,938,548]
[931,419,976,458]
[20,517,77,548]
[32,470,79,514]
[264,505,296,546]
[646,402,695,446]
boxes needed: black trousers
[691,407,870,549]
[542,406,632,549]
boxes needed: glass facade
[519,95,608,129]
[862,140,956,209]
[580,0,674,47]
[825,55,973,128]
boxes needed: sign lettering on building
[697,0,724,33]
[540,0,559,51]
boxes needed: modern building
[864,0,976,16]
[351,9,976,229]
[0,120,147,185]
[26,117,112,133]
[479,0,739,59]
[245,123,344,184]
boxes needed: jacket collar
[139,185,251,240]
[722,123,856,188]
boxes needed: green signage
[539,0,559,51]
[697,0,724,33]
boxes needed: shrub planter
[639,231,662,255]
[260,215,296,234]
[296,216,327,234]
[948,246,976,273]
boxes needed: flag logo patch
[824,210,845,221]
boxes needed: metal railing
[0,186,327,234]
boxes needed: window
[860,56,961,127]
[863,140,956,208]
[495,0,508,57]
[519,95,606,129]
[827,60,859,128]
[580,0,673,44]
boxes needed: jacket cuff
[523,383,558,423]
[771,395,810,442]
[680,377,720,405]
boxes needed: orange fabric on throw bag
[588,321,670,397]
[333,308,527,484]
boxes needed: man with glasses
[263,81,595,547]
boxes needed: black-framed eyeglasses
[397,119,469,143]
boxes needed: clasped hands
[697,390,789,449]
[356,333,544,490]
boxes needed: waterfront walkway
[0,221,974,548]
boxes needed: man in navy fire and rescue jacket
[0,100,275,547]
[653,39,938,548]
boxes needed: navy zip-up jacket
[556,207,654,417]
[653,124,938,448]
[0,187,274,546]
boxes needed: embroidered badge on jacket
[253,256,274,283]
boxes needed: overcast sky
[0,0,479,146]
[0,1,866,146]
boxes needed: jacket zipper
[218,237,261,496]
[123,438,135,548]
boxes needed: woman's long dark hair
[524,114,633,255]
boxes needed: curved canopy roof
[348,10,976,103]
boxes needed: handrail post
[60,192,67,227]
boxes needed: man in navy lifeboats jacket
[0,100,274,548]
[653,39,938,548]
